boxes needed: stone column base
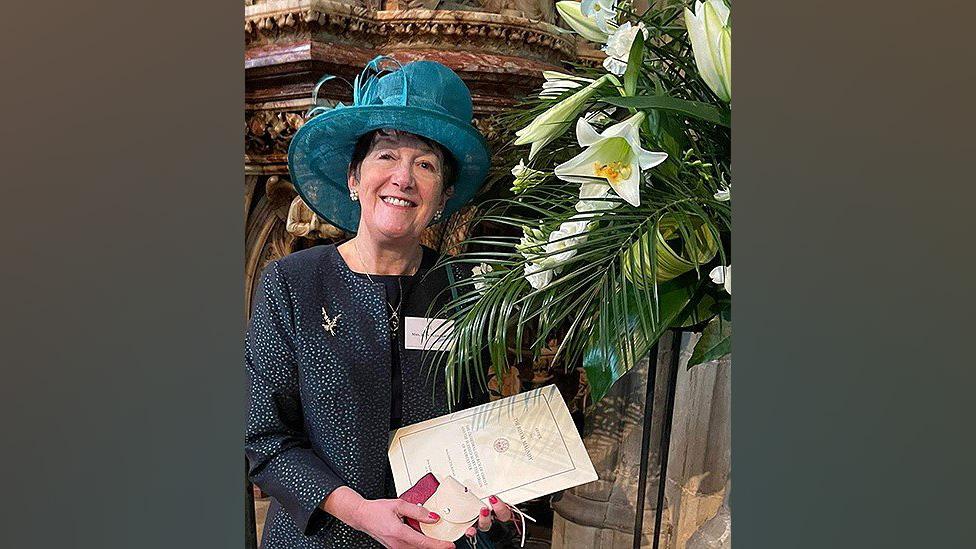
[551,512,670,548]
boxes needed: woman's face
[349,132,452,242]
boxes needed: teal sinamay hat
[288,57,491,234]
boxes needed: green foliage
[604,95,730,127]
[584,272,704,402]
[688,307,731,367]
[623,30,645,97]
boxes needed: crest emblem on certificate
[493,438,510,453]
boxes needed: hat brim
[288,104,491,234]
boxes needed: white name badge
[404,316,456,352]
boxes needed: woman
[246,58,514,548]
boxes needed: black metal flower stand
[632,330,682,549]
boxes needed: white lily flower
[539,71,594,99]
[575,181,619,213]
[555,1,614,43]
[602,22,649,76]
[685,0,731,102]
[714,186,731,201]
[581,0,617,33]
[524,262,555,290]
[544,219,591,264]
[471,263,493,292]
[515,74,611,159]
[709,264,731,294]
[555,112,668,207]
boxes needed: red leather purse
[398,472,440,532]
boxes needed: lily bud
[510,159,548,194]
[684,0,731,102]
[515,74,611,159]
[556,1,612,43]
[539,71,595,99]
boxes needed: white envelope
[388,384,598,505]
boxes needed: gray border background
[2,1,974,547]
[735,1,976,547]
[1,1,244,547]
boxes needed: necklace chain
[352,238,415,333]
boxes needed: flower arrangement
[435,0,732,405]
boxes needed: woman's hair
[347,129,457,190]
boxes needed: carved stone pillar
[665,334,731,549]
[244,175,302,314]
[550,338,677,548]
[685,487,730,549]
[551,333,731,549]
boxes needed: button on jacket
[245,244,488,548]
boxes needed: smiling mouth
[381,196,417,208]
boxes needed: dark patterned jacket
[245,244,495,548]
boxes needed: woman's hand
[464,494,514,539]
[351,497,455,549]
[323,486,454,549]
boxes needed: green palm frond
[430,169,729,405]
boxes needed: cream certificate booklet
[388,385,598,505]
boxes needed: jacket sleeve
[245,261,346,535]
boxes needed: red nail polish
[488,495,498,504]
[429,512,440,520]
[480,507,490,517]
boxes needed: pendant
[390,314,399,333]
[322,306,341,336]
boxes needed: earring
[434,209,443,222]
[349,188,359,202]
